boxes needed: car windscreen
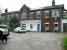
[0,26,7,29]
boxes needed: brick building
[1,0,64,32]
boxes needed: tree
[0,19,3,24]
[0,8,3,24]
[64,12,67,19]
[9,16,19,29]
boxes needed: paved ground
[0,32,64,50]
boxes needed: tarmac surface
[0,32,64,50]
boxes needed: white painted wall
[20,20,41,32]
[61,19,67,32]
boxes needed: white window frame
[22,24,26,30]
[52,9,60,17]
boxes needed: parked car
[14,27,26,33]
[0,25,9,36]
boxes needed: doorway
[37,24,40,32]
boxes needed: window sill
[54,29,59,30]
[45,28,49,30]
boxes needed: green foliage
[10,16,17,24]
[64,38,67,46]
[63,23,67,32]
[9,16,18,29]
[0,19,3,24]
[9,28,14,32]
[64,16,67,19]
[64,12,67,19]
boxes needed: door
[37,24,40,32]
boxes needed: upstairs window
[52,9,60,17]
[44,11,49,19]
[36,11,41,18]
[30,12,34,19]
[22,13,26,19]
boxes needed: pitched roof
[31,4,64,11]
[1,4,64,15]
[20,4,30,11]
[43,4,64,9]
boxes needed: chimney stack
[52,0,55,6]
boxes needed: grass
[63,34,67,50]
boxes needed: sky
[0,0,67,12]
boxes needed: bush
[9,28,14,32]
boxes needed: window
[52,9,60,17]
[45,11,49,19]
[36,11,41,18]
[55,24,58,27]
[22,13,26,19]
[45,22,49,30]
[30,24,33,29]
[54,22,59,30]
[22,24,26,30]
[30,12,34,19]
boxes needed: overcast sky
[0,0,67,12]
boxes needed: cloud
[0,0,67,12]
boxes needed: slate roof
[31,4,64,11]
[1,4,64,15]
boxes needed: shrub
[9,28,14,32]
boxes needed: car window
[0,26,7,29]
